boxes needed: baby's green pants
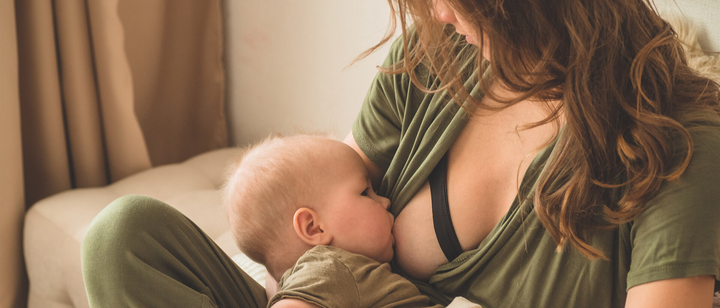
[81,195,268,308]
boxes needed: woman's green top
[352,33,720,308]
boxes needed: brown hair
[363,0,720,259]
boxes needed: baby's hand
[446,296,482,308]
[271,298,321,308]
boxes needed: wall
[224,1,720,148]
[224,1,397,146]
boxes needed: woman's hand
[625,275,715,308]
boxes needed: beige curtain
[0,0,226,306]
[0,0,28,307]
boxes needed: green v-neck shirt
[352,33,720,308]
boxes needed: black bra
[429,154,464,262]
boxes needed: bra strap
[430,154,464,262]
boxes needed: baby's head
[224,134,394,280]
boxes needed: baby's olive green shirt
[270,246,442,308]
[352,33,720,308]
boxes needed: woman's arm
[625,275,715,308]
[344,131,385,190]
[266,274,320,308]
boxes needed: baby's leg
[81,195,267,308]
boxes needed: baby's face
[316,142,395,263]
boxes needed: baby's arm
[271,298,321,308]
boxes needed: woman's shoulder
[626,125,720,289]
[681,124,720,180]
[634,124,720,222]
[689,124,720,152]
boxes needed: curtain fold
[1,0,226,306]
[120,0,227,166]
[16,0,154,206]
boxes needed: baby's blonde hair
[223,134,332,265]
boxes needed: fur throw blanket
[664,14,720,82]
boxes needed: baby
[223,134,442,308]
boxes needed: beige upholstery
[23,148,256,308]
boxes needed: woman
[343,0,720,306]
[82,0,720,307]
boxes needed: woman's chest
[392,99,559,280]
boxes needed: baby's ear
[293,207,332,246]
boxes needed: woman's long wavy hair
[362,0,720,259]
